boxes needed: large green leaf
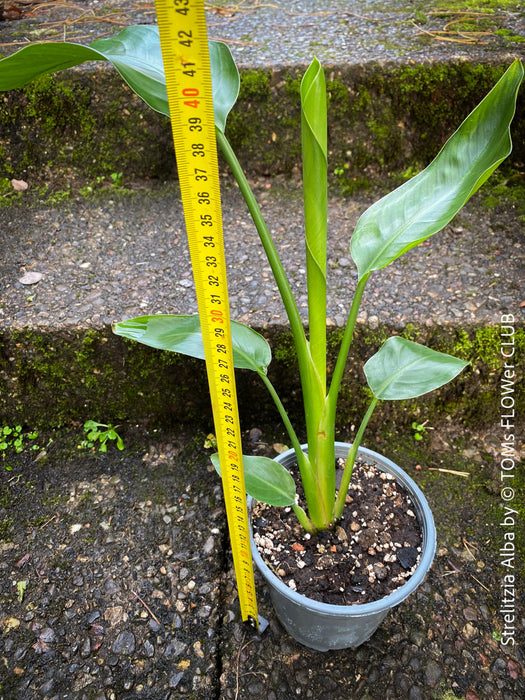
[0,25,240,133]
[364,337,468,400]
[211,453,296,507]
[351,60,523,280]
[112,314,271,372]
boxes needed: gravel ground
[0,0,523,65]
[1,180,523,333]
[0,422,523,699]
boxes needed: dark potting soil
[252,459,423,605]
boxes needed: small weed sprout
[17,580,28,602]
[79,421,124,453]
[110,172,124,187]
[412,420,432,441]
[1,425,41,470]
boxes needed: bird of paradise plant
[0,28,522,532]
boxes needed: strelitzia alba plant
[1,28,522,533]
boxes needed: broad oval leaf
[351,60,524,280]
[364,336,468,401]
[211,453,296,507]
[112,314,271,372]
[0,26,240,132]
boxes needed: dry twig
[131,589,161,625]
[428,467,470,477]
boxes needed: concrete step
[0,1,523,187]
[1,181,523,429]
[0,1,523,430]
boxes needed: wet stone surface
[0,433,226,699]
[0,0,523,66]
[1,181,523,333]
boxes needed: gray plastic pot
[248,442,436,651]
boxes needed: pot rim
[248,442,437,617]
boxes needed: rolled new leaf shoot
[301,57,328,392]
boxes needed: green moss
[0,326,215,430]
[0,71,174,188]
[481,194,500,210]
[285,75,301,98]
[494,29,525,43]
[430,0,522,10]
[272,332,299,367]
[433,684,465,700]
[238,69,271,101]
[226,68,302,176]
[478,170,525,218]
[2,57,523,191]
[1,320,523,433]
[0,517,13,541]
[327,76,350,121]
[0,177,12,195]
[450,326,525,371]
[327,60,520,192]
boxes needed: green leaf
[112,314,271,373]
[0,26,239,132]
[301,57,328,392]
[351,60,524,280]
[84,420,102,430]
[364,337,468,400]
[17,580,28,603]
[208,41,240,134]
[211,453,296,507]
[0,42,106,91]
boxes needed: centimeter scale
[154,0,263,629]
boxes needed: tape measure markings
[154,0,258,624]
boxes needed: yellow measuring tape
[154,0,259,627]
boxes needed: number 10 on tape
[154,0,259,627]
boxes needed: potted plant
[1,28,522,650]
